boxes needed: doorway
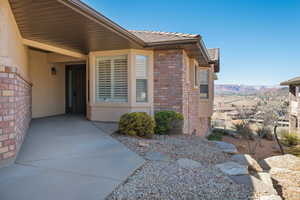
[66,64,86,115]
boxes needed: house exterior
[281,77,300,135]
[0,0,220,167]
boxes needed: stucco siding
[0,0,29,80]
[29,50,66,118]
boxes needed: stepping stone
[215,162,248,176]
[259,195,282,200]
[229,175,278,195]
[144,152,170,161]
[177,158,202,169]
[231,154,263,172]
[213,141,238,154]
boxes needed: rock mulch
[95,122,283,200]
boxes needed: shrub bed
[118,112,155,138]
[154,111,184,135]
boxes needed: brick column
[0,65,31,167]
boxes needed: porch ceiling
[9,0,145,54]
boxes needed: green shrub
[207,131,223,141]
[257,127,273,140]
[118,112,155,138]
[280,131,300,146]
[154,111,184,135]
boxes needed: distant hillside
[215,84,288,96]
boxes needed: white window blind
[136,55,148,102]
[198,69,209,99]
[96,55,128,102]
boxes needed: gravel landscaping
[93,122,268,200]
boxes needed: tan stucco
[0,0,29,80]
[29,50,66,118]
[88,49,154,122]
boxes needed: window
[194,65,198,87]
[96,55,128,102]
[198,69,209,99]
[136,55,148,102]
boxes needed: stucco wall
[0,0,29,81]
[29,50,66,118]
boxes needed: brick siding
[153,49,210,136]
[0,65,31,166]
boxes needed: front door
[66,64,86,114]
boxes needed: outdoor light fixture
[51,65,57,75]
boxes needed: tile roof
[129,30,199,43]
[280,77,300,85]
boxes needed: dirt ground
[222,136,282,161]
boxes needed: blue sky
[82,0,300,85]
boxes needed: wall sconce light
[51,66,57,75]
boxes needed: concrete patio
[0,115,144,200]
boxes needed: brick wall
[154,50,184,113]
[0,65,31,166]
[153,49,210,136]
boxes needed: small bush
[118,112,155,138]
[257,127,273,140]
[207,131,223,141]
[280,131,300,146]
[154,111,184,135]
[233,121,254,140]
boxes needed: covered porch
[0,115,144,200]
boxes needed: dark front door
[66,64,86,114]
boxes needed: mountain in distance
[215,84,288,95]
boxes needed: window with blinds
[198,69,209,99]
[96,55,128,102]
[136,55,148,102]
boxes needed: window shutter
[96,55,128,102]
[113,56,128,101]
[96,58,112,101]
[136,55,148,78]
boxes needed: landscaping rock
[259,154,300,171]
[259,195,282,200]
[144,152,171,162]
[257,172,273,187]
[138,141,149,147]
[177,158,202,169]
[213,141,238,154]
[215,162,248,176]
[259,154,300,200]
[231,154,263,172]
[229,175,278,195]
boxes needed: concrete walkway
[0,115,144,200]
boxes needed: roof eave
[57,0,146,47]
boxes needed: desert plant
[256,127,273,140]
[154,111,184,135]
[233,121,254,140]
[280,131,300,146]
[118,112,155,138]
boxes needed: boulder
[257,172,273,187]
[259,195,282,200]
[215,162,248,176]
[213,141,238,154]
[229,175,278,195]
[259,154,300,171]
[231,154,263,172]
[177,158,202,169]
